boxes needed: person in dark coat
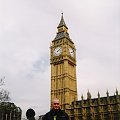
[43,98,69,120]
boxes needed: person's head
[52,98,60,110]
[26,108,35,119]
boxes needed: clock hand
[57,48,61,52]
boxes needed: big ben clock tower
[50,14,78,110]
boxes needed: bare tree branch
[0,77,11,102]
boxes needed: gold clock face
[53,46,62,56]
[69,48,74,57]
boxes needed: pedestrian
[26,108,36,120]
[43,98,69,120]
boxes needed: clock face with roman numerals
[53,46,62,56]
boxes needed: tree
[0,77,10,102]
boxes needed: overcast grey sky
[0,0,120,118]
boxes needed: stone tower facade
[50,14,78,110]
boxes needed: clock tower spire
[57,13,68,29]
[50,14,78,110]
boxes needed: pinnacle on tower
[57,13,68,29]
[116,88,119,95]
[54,14,71,41]
[81,94,84,100]
[98,91,100,98]
[106,90,109,97]
[87,90,91,99]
